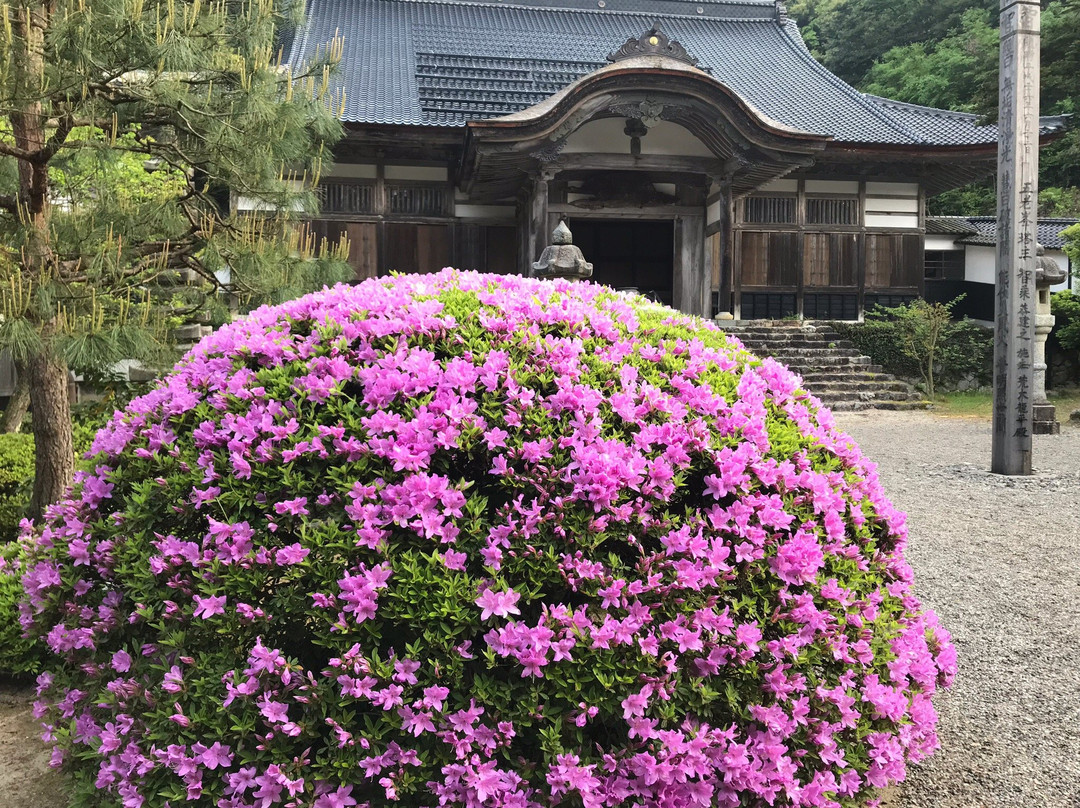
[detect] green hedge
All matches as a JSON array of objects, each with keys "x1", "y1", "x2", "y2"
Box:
[
  {"x1": 1051, "y1": 290, "x2": 1080, "y2": 355},
  {"x1": 831, "y1": 309, "x2": 993, "y2": 391},
  {"x1": 0, "y1": 433, "x2": 33, "y2": 543}
]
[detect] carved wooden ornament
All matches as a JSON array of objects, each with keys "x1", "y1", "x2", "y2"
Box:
[{"x1": 606, "y1": 25, "x2": 700, "y2": 67}]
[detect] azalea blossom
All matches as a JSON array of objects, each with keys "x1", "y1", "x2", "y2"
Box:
[{"x1": 475, "y1": 587, "x2": 521, "y2": 620}]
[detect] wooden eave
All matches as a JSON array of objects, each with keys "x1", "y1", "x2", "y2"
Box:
[
  {"x1": 815, "y1": 130, "x2": 1066, "y2": 195},
  {"x1": 459, "y1": 56, "x2": 832, "y2": 201},
  {"x1": 336, "y1": 123, "x2": 465, "y2": 164}
]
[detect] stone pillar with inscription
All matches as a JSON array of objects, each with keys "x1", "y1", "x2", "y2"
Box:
[{"x1": 992, "y1": 0, "x2": 1041, "y2": 475}]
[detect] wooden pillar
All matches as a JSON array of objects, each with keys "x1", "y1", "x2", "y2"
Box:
[
  {"x1": 992, "y1": 0, "x2": 1041, "y2": 475},
  {"x1": 524, "y1": 170, "x2": 554, "y2": 276},
  {"x1": 673, "y1": 213, "x2": 707, "y2": 317},
  {"x1": 708, "y1": 176, "x2": 733, "y2": 318}
]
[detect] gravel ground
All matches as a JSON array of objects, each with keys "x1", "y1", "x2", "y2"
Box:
[
  {"x1": 835, "y1": 410, "x2": 1080, "y2": 808},
  {"x1": 1, "y1": 410, "x2": 1077, "y2": 807}
]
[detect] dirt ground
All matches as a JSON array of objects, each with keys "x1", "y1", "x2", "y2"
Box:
[{"x1": 0, "y1": 679, "x2": 68, "y2": 808}]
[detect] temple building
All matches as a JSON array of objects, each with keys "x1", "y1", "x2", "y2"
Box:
[{"x1": 284, "y1": 0, "x2": 1068, "y2": 320}]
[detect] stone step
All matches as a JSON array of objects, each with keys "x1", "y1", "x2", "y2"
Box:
[
  {"x1": 734, "y1": 341, "x2": 859, "y2": 354},
  {"x1": 733, "y1": 334, "x2": 847, "y2": 346},
  {"x1": 799, "y1": 371, "x2": 899, "y2": 385},
  {"x1": 801, "y1": 380, "x2": 913, "y2": 395},
  {"x1": 717, "y1": 321, "x2": 920, "y2": 412},
  {"x1": 766, "y1": 355, "x2": 876, "y2": 369},
  {"x1": 825, "y1": 399, "x2": 932, "y2": 412},
  {"x1": 750, "y1": 347, "x2": 868, "y2": 361}
]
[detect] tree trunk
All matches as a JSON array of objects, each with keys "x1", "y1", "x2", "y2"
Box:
[
  {"x1": 1, "y1": 362, "x2": 30, "y2": 433},
  {"x1": 28, "y1": 349, "x2": 74, "y2": 520}
]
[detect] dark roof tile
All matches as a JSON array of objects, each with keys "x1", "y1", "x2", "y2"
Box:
[
  {"x1": 926, "y1": 216, "x2": 980, "y2": 236},
  {"x1": 956, "y1": 217, "x2": 1078, "y2": 251},
  {"x1": 287, "y1": 0, "x2": 1070, "y2": 146}
]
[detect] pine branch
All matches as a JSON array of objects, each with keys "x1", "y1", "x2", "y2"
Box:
[
  {"x1": 40, "y1": 112, "x2": 75, "y2": 162},
  {"x1": 0, "y1": 140, "x2": 34, "y2": 161}
]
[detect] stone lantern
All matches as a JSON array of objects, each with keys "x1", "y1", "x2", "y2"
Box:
[
  {"x1": 1033, "y1": 244, "x2": 1067, "y2": 435},
  {"x1": 531, "y1": 220, "x2": 593, "y2": 281}
]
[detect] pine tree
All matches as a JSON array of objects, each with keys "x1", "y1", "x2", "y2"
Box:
[{"x1": 0, "y1": 0, "x2": 351, "y2": 517}]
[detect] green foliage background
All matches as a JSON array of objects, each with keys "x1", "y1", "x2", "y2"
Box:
[
  {"x1": 832, "y1": 308, "x2": 994, "y2": 392},
  {"x1": 0, "y1": 433, "x2": 34, "y2": 542},
  {"x1": 789, "y1": 0, "x2": 1080, "y2": 216}
]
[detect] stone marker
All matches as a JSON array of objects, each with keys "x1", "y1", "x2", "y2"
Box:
[
  {"x1": 992, "y1": 0, "x2": 1041, "y2": 475},
  {"x1": 1033, "y1": 245, "x2": 1066, "y2": 434}
]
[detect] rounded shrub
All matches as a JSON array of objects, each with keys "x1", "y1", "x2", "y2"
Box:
[
  {"x1": 21, "y1": 270, "x2": 955, "y2": 808},
  {"x1": 1, "y1": 534, "x2": 46, "y2": 676}
]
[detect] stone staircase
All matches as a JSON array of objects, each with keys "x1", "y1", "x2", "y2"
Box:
[{"x1": 719, "y1": 321, "x2": 930, "y2": 412}]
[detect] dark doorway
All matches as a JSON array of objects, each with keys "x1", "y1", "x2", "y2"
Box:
[{"x1": 568, "y1": 219, "x2": 674, "y2": 306}]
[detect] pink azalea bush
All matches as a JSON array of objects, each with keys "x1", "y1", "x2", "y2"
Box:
[{"x1": 18, "y1": 270, "x2": 955, "y2": 808}]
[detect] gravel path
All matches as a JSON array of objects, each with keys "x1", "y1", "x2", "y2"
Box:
[{"x1": 835, "y1": 410, "x2": 1080, "y2": 808}]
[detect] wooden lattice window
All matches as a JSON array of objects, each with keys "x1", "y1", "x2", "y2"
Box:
[
  {"x1": 804, "y1": 293, "x2": 858, "y2": 320},
  {"x1": 317, "y1": 180, "x2": 376, "y2": 214},
  {"x1": 744, "y1": 195, "x2": 796, "y2": 224},
  {"x1": 741, "y1": 293, "x2": 797, "y2": 320},
  {"x1": 806, "y1": 197, "x2": 859, "y2": 226},
  {"x1": 388, "y1": 182, "x2": 453, "y2": 217},
  {"x1": 924, "y1": 250, "x2": 966, "y2": 280}
]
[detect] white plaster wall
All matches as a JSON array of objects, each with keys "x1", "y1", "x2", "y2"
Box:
[
  {"x1": 760, "y1": 179, "x2": 798, "y2": 193},
  {"x1": 865, "y1": 184, "x2": 919, "y2": 230},
  {"x1": 966, "y1": 245, "x2": 997, "y2": 285},
  {"x1": 326, "y1": 163, "x2": 377, "y2": 179},
  {"x1": 234, "y1": 180, "x2": 305, "y2": 212},
  {"x1": 562, "y1": 118, "x2": 713, "y2": 157},
  {"x1": 454, "y1": 204, "x2": 514, "y2": 220},
  {"x1": 805, "y1": 180, "x2": 858, "y2": 194},
  {"x1": 865, "y1": 181, "x2": 919, "y2": 197},
  {"x1": 385, "y1": 166, "x2": 448, "y2": 181},
  {"x1": 966, "y1": 245, "x2": 1070, "y2": 291},
  {"x1": 926, "y1": 236, "x2": 960, "y2": 251},
  {"x1": 865, "y1": 213, "x2": 919, "y2": 229}
]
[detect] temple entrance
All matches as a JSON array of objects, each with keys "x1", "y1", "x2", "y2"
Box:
[{"x1": 567, "y1": 219, "x2": 675, "y2": 306}]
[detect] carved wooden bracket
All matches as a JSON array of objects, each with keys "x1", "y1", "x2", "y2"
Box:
[{"x1": 607, "y1": 25, "x2": 699, "y2": 67}]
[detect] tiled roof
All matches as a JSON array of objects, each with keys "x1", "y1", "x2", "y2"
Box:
[
  {"x1": 287, "y1": 0, "x2": 1070, "y2": 146},
  {"x1": 951, "y1": 217, "x2": 1079, "y2": 250},
  {"x1": 926, "y1": 216, "x2": 980, "y2": 237},
  {"x1": 864, "y1": 96, "x2": 1070, "y2": 147}
]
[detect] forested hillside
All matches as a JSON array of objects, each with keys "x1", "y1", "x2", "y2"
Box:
[{"x1": 789, "y1": 0, "x2": 1080, "y2": 216}]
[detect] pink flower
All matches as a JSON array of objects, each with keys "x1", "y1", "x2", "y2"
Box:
[
  {"x1": 314, "y1": 785, "x2": 357, "y2": 808},
  {"x1": 110, "y1": 650, "x2": 132, "y2": 673},
  {"x1": 259, "y1": 696, "x2": 289, "y2": 724},
  {"x1": 197, "y1": 741, "x2": 233, "y2": 770},
  {"x1": 771, "y1": 531, "x2": 826, "y2": 586},
  {"x1": 475, "y1": 587, "x2": 521, "y2": 620},
  {"x1": 275, "y1": 543, "x2": 309, "y2": 565},
  {"x1": 442, "y1": 549, "x2": 467, "y2": 570},
  {"x1": 192, "y1": 594, "x2": 227, "y2": 619},
  {"x1": 162, "y1": 666, "x2": 184, "y2": 693},
  {"x1": 273, "y1": 497, "x2": 309, "y2": 516}
]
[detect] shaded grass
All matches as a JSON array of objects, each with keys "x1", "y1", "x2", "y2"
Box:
[{"x1": 933, "y1": 389, "x2": 1080, "y2": 420}]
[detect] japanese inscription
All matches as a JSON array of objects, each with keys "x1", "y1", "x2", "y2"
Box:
[{"x1": 992, "y1": 0, "x2": 1041, "y2": 474}]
